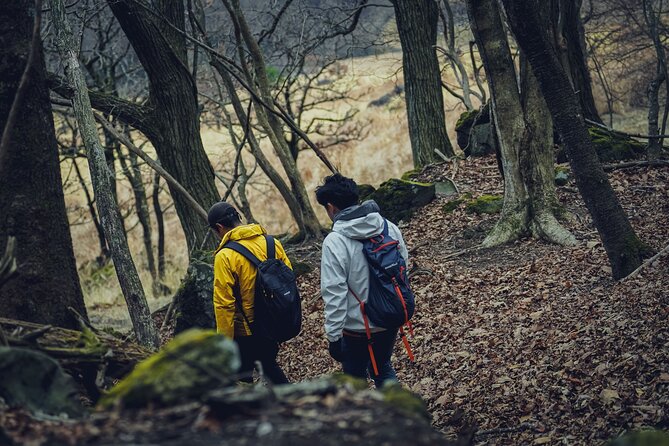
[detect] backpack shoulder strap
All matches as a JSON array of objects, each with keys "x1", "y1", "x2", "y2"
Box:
[
  {"x1": 224, "y1": 241, "x2": 261, "y2": 268},
  {"x1": 265, "y1": 235, "x2": 276, "y2": 260}
]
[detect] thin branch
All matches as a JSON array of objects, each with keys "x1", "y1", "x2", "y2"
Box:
[
  {"x1": 621, "y1": 242, "x2": 669, "y2": 281},
  {"x1": 585, "y1": 118, "x2": 669, "y2": 139}
]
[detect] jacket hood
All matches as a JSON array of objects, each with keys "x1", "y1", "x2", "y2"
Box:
[
  {"x1": 332, "y1": 200, "x2": 384, "y2": 240},
  {"x1": 216, "y1": 223, "x2": 266, "y2": 253}
]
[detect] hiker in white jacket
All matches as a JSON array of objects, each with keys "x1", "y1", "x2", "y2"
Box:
[{"x1": 316, "y1": 173, "x2": 408, "y2": 387}]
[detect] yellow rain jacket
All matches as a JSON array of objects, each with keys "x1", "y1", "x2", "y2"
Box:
[{"x1": 213, "y1": 224, "x2": 293, "y2": 339}]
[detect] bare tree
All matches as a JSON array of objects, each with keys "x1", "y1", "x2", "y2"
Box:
[{"x1": 50, "y1": 0, "x2": 159, "y2": 348}]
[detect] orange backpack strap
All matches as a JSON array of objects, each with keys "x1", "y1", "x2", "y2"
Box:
[{"x1": 348, "y1": 287, "x2": 379, "y2": 377}]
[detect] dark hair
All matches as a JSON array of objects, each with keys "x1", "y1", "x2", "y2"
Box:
[
  {"x1": 315, "y1": 173, "x2": 359, "y2": 210},
  {"x1": 207, "y1": 202, "x2": 241, "y2": 228}
]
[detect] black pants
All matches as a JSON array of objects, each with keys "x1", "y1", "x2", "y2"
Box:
[{"x1": 234, "y1": 335, "x2": 289, "y2": 384}]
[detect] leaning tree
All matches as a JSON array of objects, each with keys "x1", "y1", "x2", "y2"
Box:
[{"x1": 500, "y1": 0, "x2": 650, "y2": 279}]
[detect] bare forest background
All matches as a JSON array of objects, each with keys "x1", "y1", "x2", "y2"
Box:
[{"x1": 38, "y1": 0, "x2": 663, "y2": 328}]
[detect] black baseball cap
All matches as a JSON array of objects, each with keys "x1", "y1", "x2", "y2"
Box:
[{"x1": 207, "y1": 202, "x2": 239, "y2": 228}]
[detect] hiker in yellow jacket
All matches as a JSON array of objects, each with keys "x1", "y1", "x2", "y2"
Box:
[{"x1": 208, "y1": 201, "x2": 292, "y2": 384}]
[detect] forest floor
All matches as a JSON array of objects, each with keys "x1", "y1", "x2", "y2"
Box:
[
  {"x1": 2, "y1": 156, "x2": 668, "y2": 445},
  {"x1": 279, "y1": 156, "x2": 669, "y2": 445}
]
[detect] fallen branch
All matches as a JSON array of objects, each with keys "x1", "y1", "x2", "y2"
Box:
[
  {"x1": 585, "y1": 118, "x2": 669, "y2": 139},
  {"x1": 443, "y1": 246, "x2": 483, "y2": 261},
  {"x1": 621, "y1": 243, "x2": 669, "y2": 281},
  {"x1": 602, "y1": 160, "x2": 669, "y2": 171}
]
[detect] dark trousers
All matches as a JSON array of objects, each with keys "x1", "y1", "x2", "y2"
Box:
[
  {"x1": 234, "y1": 335, "x2": 289, "y2": 384},
  {"x1": 341, "y1": 328, "x2": 398, "y2": 388}
]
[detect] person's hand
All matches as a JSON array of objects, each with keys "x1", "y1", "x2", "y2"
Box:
[{"x1": 328, "y1": 339, "x2": 344, "y2": 362}]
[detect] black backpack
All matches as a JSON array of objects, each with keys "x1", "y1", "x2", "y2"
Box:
[{"x1": 224, "y1": 235, "x2": 301, "y2": 343}]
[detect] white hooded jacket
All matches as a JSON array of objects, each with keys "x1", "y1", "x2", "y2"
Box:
[{"x1": 320, "y1": 200, "x2": 409, "y2": 342}]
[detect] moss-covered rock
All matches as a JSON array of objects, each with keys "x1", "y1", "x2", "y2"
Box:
[
  {"x1": 98, "y1": 329, "x2": 240, "y2": 409},
  {"x1": 380, "y1": 382, "x2": 431, "y2": 422},
  {"x1": 443, "y1": 198, "x2": 466, "y2": 213},
  {"x1": 401, "y1": 168, "x2": 421, "y2": 181},
  {"x1": 608, "y1": 430, "x2": 669, "y2": 446},
  {"x1": 357, "y1": 184, "x2": 376, "y2": 202},
  {"x1": 557, "y1": 126, "x2": 646, "y2": 163},
  {"x1": 173, "y1": 257, "x2": 216, "y2": 334},
  {"x1": 465, "y1": 194, "x2": 503, "y2": 214},
  {"x1": 367, "y1": 178, "x2": 435, "y2": 223},
  {"x1": 455, "y1": 102, "x2": 495, "y2": 157},
  {"x1": 589, "y1": 127, "x2": 646, "y2": 162},
  {"x1": 0, "y1": 347, "x2": 85, "y2": 417}
]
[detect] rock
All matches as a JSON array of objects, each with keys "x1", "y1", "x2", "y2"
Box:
[
  {"x1": 556, "y1": 126, "x2": 646, "y2": 163},
  {"x1": 555, "y1": 166, "x2": 570, "y2": 186},
  {"x1": 455, "y1": 102, "x2": 496, "y2": 157},
  {"x1": 98, "y1": 329, "x2": 240, "y2": 409},
  {"x1": 367, "y1": 179, "x2": 435, "y2": 223},
  {"x1": 443, "y1": 197, "x2": 466, "y2": 213},
  {"x1": 356, "y1": 184, "x2": 376, "y2": 202},
  {"x1": 465, "y1": 194, "x2": 503, "y2": 214},
  {"x1": 379, "y1": 381, "x2": 431, "y2": 422},
  {"x1": 435, "y1": 180, "x2": 458, "y2": 196},
  {"x1": 173, "y1": 258, "x2": 216, "y2": 334},
  {"x1": 0, "y1": 347, "x2": 84, "y2": 417}
]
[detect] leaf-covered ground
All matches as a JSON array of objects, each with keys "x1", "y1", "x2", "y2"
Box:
[{"x1": 280, "y1": 157, "x2": 669, "y2": 445}]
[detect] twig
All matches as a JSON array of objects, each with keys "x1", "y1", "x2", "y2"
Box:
[
  {"x1": 20, "y1": 325, "x2": 53, "y2": 342},
  {"x1": 586, "y1": 118, "x2": 669, "y2": 139},
  {"x1": 620, "y1": 243, "x2": 669, "y2": 281},
  {"x1": 602, "y1": 160, "x2": 669, "y2": 171},
  {"x1": 443, "y1": 246, "x2": 483, "y2": 261}
]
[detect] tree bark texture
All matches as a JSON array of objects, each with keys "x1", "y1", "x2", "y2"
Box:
[
  {"x1": 50, "y1": 0, "x2": 159, "y2": 349},
  {"x1": 551, "y1": 0, "x2": 602, "y2": 124},
  {"x1": 0, "y1": 0, "x2": 88, "y2": 329},
  {"x1": 106, "y1": 0, "x2": 219, "y2": 253},
  {"x1": 501, "y1": 0, "x2": 648, "y2": 279},
  {"x1": 467, "y1": 0, "x2": 575, "y2": 247},
  {"x1": 392, "y1": 0, "x2": 455, "y2": 167}
]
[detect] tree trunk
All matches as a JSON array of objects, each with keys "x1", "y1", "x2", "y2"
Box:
[
  {"x1": 392, "y1": 0, "x2": 455, "y2": 167},
  {"x1": 106, "y1": 0, "x2": 219, "y2": 253},
  {"x1": 0, "y1": 0, "x2": 88, "y2": 329},
  {"x1": 152, "y1": 172, "x2": 167, "y2": 285},
  {"x1": 552, "y1": 0, "x2": 602, "y2": 124},
  {"x1": 501, "y1": 0, "x2": 649, "y2": 279},
  {"x1": 50, "y1": 0, "x2": 159, "y2": 348},
  {"x1": 117, "y1": 145, "x2": 157, "y2": 289},
  {"x1": 72, "y1": 155, "x2": 110, "y2": 263},
  {"x1": 467, "y1": 0, "x2": 575, "y2": 247}
]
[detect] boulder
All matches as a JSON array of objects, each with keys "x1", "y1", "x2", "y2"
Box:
[
  {"x1": 173, "y1": 258, "x2": 216, "y2": 334},
  {"x1": 608, "y1": 430, "x2": 669, "y2": 446},
  {"x1": 357, "y1": 184, "x2": 376, "y2": 202},
  {"x1": 555, "y1": 166, "x2": 570, "y2": 186},
  {"x1": 98, "y1": 329, "x2": 240, "y2": 409},
  {"x1": 367, "y1": 179, "x2": 435, "y2": 223},
  {"x1": 455, "y1": 102, "x2": 496, "y2": 157},
  {"x1": 556, "y1": 126, "x2": 646, "y2": 163},
  {"x1": 0, "y1": 347, "x2": 84, "y2": 417},
  {"x1": 465, "y1": 194, "x2": 503, "y2": 214}
]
